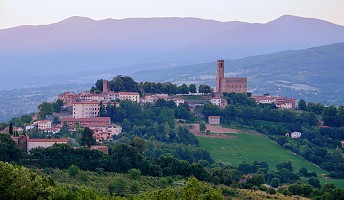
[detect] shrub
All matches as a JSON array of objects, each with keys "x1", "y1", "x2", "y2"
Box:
[{"x1": 67, "y1": 165, "x2": 80, "y2": 177}]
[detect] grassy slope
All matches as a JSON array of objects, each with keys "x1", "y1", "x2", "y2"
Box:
[{"x1": 198, "y1": 133, "x2": 344, "y2": 187}]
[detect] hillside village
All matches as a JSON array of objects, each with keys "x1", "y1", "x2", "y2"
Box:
[
  {"x1": 1, "y1": 60, "x2": 344, "y2": 199},
  {"x1": 1, "y1": 60, "x2": 301, "y2": 153}
]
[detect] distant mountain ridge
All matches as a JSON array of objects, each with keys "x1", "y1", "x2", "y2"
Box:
[
  {"x1": 1, "y1": 15, "x2": 344, "y2": 83},
  {"x1": 132, "y1": 43, "x2": 344, "y2": 105}
]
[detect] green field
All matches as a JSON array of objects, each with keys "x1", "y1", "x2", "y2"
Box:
[{"x1": 198, "y1": 133, "x2": 344, "y2": 187}]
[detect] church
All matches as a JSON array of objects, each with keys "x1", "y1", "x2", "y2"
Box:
[{"x1": 215, "y1": 60, "x2": 247, "y2": 95}]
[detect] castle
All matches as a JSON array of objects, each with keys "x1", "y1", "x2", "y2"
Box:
[{"x1": 215, "y1": 60, "x2": 247, "y2": 95}]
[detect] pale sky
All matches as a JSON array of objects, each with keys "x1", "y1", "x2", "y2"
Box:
[{"x1": 0, "y1": 0, "x2": 343, "y2": 29}]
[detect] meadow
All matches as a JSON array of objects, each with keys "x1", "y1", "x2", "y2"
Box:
[{"x1": 198, "y1": 133, "x2": 344, "y2": 187}]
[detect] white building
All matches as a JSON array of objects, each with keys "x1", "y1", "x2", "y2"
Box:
[
  {"x1": 72, "y1": 101, "x2": 100, "y2": 118},
  {"x1": 142, "y1": 95, "x2": 154, "y2": 104},
  {"x1": 118, "y1": 92, "x2": 140, "y2": 103},
  {"x1": 290, "y1": 132, "x2": 302, "y2": 139},
  {"x1": 173, "y1": 98, "x2": 185, "y2": 106}
]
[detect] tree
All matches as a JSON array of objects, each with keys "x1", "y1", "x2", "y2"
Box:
[
  {"x1": 178, "y1": 84, "x2": 189, "y2": 94},
  {"x1": 38, "y1": 102, "x2": 54, "y2": 119},
  {"x1": 129, "y1": 137, "x2": 147, "y2": 153},
  {"x1": 108, "y1": 177, "x2": 127, "y2": 196},
  {"x1": 128, "y1": 168, "x2": 142, "y2": 180},
  {"x1": 8, "y1": 122, "x2": 13, "y2": 135},
  {"x1": 189, "y1": 84, "x2": 197, "y2": 93},
  {"x1": 276, "y1": 161, "x2": 293, "y2": 172},
  {"x1": 270, "y1": 178, "x2": 280, "y2": 188},
  {"x1": 308, "y1": 177, "x2": 321, "y2": 188},
  {"x1": 80, "y1": 127, "x2": 95, "y2": 148},
  {"x1": 0, "y1": 162, "x2": 55, "y2": 200},
  {"x1": 198, "y1": 84, "x2": 211, "y2": 94},
  {"x1": 0, "y1": 134, "x2": 22, "y2": 162},
  {"x1": 67, "y1": 165, "x2": 80, "y2": 177},
  {"x1": 199, "y1": 123, "x2": 206, "y2": 133},
  {"x1": 298, "y1": 99, "x2": 307, "y2": 111}
]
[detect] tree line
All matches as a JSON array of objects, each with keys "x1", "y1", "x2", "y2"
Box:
[{"x1": 90, "y1": 75, "x2": 211, "y2": 95}]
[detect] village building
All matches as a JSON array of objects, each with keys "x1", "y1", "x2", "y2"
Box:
[
  {"x1": 79, "y1": 92, "x2": 106, "y2": 101},
  {"x1": 208, "y1": 116, "x2": 220, "y2": 125},
  {"x1": 286, "y1": 132, "x2": 302, "y2": 139},
  {"x1": 27, "y1": 138, "x2": 68, "y2": 152},
  {"x1": 90, "y1": 124, "x2": 122, "y2": 141},
  {"x1": 104, "y1": 92, "x2": 120, "y2": 101},
  {"x1": 72, "y1": 101, "x2": 100, "y2": 118},
  {"x1": 42, "y1": 127, "x2": 61, "y2": 134},
  {"x1": 12, "y1": 135, "x2": 68, "y2": 153},
  {"x1": 142, "y1": 95, "x2": 154, "y2": 104},
  {"x1": 210, "y1": 97, "x2": 228, "y2": 108},
  {"x1": 35, "y1": 120, "x2": 52, "y2": 130},
  {"x1": 172, "y1": 98, "x2": 185, "y2": 106},
  {"x1": 61, "y1": 117, "x2": 111, "y2": 127},
  {"x1": 0, "y1": 126, "x2": 24, "y2": 134},
  {"x1": 251, "y1": 95, "x2": 296, "y2": 109},
  {"x1": 91, "y1": 145, "x2": 109, "y2": 154},
  {"x1": 216, "y1": 60, "x2": 247, "y2": 95},
  {"x1": 118, "y1": 92, "x2": 140, "y2": 103},
  {"x1": 57, "y1": 92, "x2": 80, "y2": 106},
  {"x1": 142, "y1": 94, "x2": 169, "y2": 104}
]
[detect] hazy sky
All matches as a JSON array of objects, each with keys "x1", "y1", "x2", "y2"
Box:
[{"x1": 0, "y1": 0, "x2": 343, "y2": 29}]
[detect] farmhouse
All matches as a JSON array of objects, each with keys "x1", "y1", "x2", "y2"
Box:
[
  {"x1": 210, "y1": 97, "x2": 228, "y2": 108},
  {"x1": 208, "y1": 116, "x2": 220, "y2": 125}
]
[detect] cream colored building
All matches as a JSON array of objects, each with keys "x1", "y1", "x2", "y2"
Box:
[
  {"x1": 118, "y1": 92, "x2": 140, "y2": 103},
  {"x1": 72, "y1": 101, "x2": 100, "y2": 118},
  {"x1": 36, "y1": 120, "x2": 52, "y2": 130},
  {"x1": 27, "y1": 138, "x2": 68, "y2": 152},
  {"x1": 210, "y1": 97, "x2": 228, "y2": 108},
  {"x1": 208, "y1": 116, "x2": 220, "y2": 125},
  {"x1": 173, "y1": 98, "x2": 185, "y2": 106}
]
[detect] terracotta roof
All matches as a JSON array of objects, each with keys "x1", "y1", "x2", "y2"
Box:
[
  {"x1": 61, "y1": 117, "x2": 110, "y2": 122},
  {"x1": 208, "y1": 116, "x2": 220, "y2": 118},
  {"x1": 38, "y1": 120, "x2": 51, "y2": 123},
  {"x1": 28, "y1": 138, "x2": 68, "y2": 142},
  {"x1": 73, "y1": 101, "x2": 100, "y2": 105},
  {"x1": 118, "y1": 92, "x2": 139, "y2": 95}
]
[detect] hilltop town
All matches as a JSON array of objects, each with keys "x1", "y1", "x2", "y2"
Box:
[
  {"x1": 1, "y1": 60, "x2": 344, "y2": 199},
  {"x1": 2, "y1": 60, "x2": 299, "y2": 153}
]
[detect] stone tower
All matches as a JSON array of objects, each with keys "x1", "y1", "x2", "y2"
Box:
[
  {"x1": 216, "y1": 60, "x2": 224, "y2": 94},
  {"x1": 103, "y1": 80, "x2": 109, "y2": 94}
]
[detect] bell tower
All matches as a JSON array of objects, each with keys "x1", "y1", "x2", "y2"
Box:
[{"x1": 216, "y1": 60, "x2": 224, "y2": 94}]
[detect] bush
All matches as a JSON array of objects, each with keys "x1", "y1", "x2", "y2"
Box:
[
  {"x1": 67, "y1": 165, "x2": 80, "y2": 177},
  {"x1": 108, "y1": 177, "x2": 127, "y2": 196},
  {"x1": 267, "y1": 188, "x2": 276, "y2": 195},
  {"x1": 128, "y1": 168, "x2": 141, "y2": 180},
  {"x1": 96, "y1": 168, "x2": 105, "y2": 175},
  {"x1": 130, "y1": 181, "x2": 141, "y2": 194},
  {"x1": 79, "y1": 171, "x2": 89, "y2": 182}
]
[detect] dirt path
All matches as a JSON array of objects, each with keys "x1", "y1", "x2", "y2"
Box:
[{"x1": 187, "y1": 123, "x2": 240, "y2": 139}]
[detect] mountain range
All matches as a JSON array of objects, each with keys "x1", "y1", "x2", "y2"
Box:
[
  {"x1": 1, "y1": 15, "x2": 344, "y2": 90},
  {"x1": 132, "y1": 43, "x2": 344, "y2": 105}
]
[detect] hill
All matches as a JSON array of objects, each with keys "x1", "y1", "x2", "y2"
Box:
[
  {"x1": 1, "y1": 15, "x2": 344, "y2": 89},
  {"x1": 197, "y1": 133, "x2": 344, "y2": 187},
  {"x1": 132, "y1": 43, "x2": 344, "y2": 105}
]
